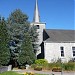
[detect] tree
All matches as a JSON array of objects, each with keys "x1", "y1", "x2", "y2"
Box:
[
  {"x1": 7, "y1": 9, "x2": 28, "y2": 24},
  {"x1": 7, "y1": 9, "x2": 37, "y2": 67},
  {"x1": 18, "y1": 32, "x2": 36, "y2": 65},
  {"x1": 0, "y1": 17, "x2": 10, "y2": 66},
  {"x1": 29, "y1": 25, "x2": 39, "y2": 54}
]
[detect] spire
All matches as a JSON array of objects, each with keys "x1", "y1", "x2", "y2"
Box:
[{"x1": 33, "y1": 0, "x2": 40, "y2": 22}]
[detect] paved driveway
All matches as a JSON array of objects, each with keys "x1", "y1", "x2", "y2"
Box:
[{"x1": 13, "y1": 69, "x2": 75, "y2": 75}]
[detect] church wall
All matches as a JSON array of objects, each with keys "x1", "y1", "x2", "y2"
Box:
[
  {"x1": 44, "y1": 42, "x2": 75, "y2": 63},
  {"x1": 31, "y1": 22, "x2": 46, "y2": 56}
]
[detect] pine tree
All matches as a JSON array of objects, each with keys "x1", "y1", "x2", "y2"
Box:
[{"x1": 0, "y1": 17, "x2": 10, "y2": 66}]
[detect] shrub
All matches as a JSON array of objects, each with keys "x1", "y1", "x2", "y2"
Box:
[
  {"x1": 47, "y1": 62, "x2": 61, "y2": 70},
  {"x1": 31, "y1": 64, "x2": 42, "y2": 71},
  {"x1": 34, "y1": 59, "x2": 48, "y2": 71},
  {"x1": 31, "y1": 61, "x2": 75, "y2": 71},
  {"x1": 34, "y1": 66, "x2": 42, "y2": 71},
  {"x1": 63, "y1": 62, "x2": 75, "y2": 71},
  {"x1": 31, "y1": 64, "x2": 36, "y2": 69},
  {"x1": 35, "y1": 59, "x2": 48, "y2": 66},
  {"x1": 52, "y1": 67, "x2": 62, "y2": 72}
]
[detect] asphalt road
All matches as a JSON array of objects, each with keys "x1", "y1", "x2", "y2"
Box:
[{"x1": 13, "y1": 69, "x2": 75, "y2": 75}]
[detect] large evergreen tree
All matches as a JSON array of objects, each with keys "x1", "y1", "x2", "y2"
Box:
[
  {"x1": 0, "y1": 17, "x2": 10, "y2": 66},
  {"x1": 29, "y1": 25, "x2": 39, "y2": 54},
  {"x1": 18, "y1": 32, "x2": 36, "y2": 65},
  {"x1": 7, "y1": 9, "x2": 37, "y2": 67}
]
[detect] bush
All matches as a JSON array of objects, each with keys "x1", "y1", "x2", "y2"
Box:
[
  {"x1": 47, "y1": 62, "x2": 61, "y2": 70},
  {"x1": 35, "y1": 59, "x2": 48, "y2": 66},
  {"x1": 34, "y1": 66, "x2": 42, "y2": 71},
  {"x1": 34, "y1": 59, "x2": 48, "y2": 71},
  {"x1": 63, "y1": 62, "x2": 75, "y2": 71},
  {"x1": 31, "y1": 64, "x2": 36, "y2": 69},
  {"x1": 31, "y1": 61, "x2": 75, "y2": 71},
  {"x1": 52, "y1": 67, "x2": 62, "y2": 72}
]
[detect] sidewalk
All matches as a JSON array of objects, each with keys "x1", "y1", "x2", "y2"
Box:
[{"x1": 12, "y1": 69, "x2": 75, "y2": 75}]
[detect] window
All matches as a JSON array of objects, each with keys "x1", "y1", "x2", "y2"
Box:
[
  {"x1": 72, "y1": 47, "x2": 75, "y2": 56},
  {"x1": 60, "y1": 47, "x2": 64, "y2": 57}
]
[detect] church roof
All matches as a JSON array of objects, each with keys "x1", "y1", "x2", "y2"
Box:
[{"x1": 44, "y1": 29, "x2": 75, "y2": 42}]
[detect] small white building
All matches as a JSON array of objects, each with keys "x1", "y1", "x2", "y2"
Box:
[{"x1": 31, "y1": 0, "x2": 75, "y2": 63}]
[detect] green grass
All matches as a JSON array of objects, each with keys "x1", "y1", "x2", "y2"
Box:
[
  {"x1": 0, "y1": 71, "x2": 23, "y2": 75},
  {"x1": 0, "y1": 71, "x2": 48, "y2": 75}
]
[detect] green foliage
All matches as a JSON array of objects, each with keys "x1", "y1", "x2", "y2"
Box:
[
  {"x1": 0, "y1": 17, "x2": 10, "y2": 66},
  {"x1": 35, "y1": 59, "x2": 48, "y2": 66},
  {"x1": 7, "y1": 9, "x2": 37, "y2": 66},
  {"x1": 29, "y1": 25, "x2": 39, "y2": 54},
  {"x1": 34, "y1": 66, "x2": 42, "y2": 71},
  {"x1": 18, "y1": 33, "x2": 36, "y2": 65},
  {"x1": 31, "y1": 62, "x2": 75, "y2": 71},
  {"x1": 63, "y1": 62, "x2": 75, "y2": 71},
  {"x1": 7, "y1": 9, "x2": 28, "y2": 24},
  {"x1": 52, "y1": 67, "x2": 62, "y2": 72}
]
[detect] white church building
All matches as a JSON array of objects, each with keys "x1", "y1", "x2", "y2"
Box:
[{"x1": 31, "y1": 0, "x2": 75, "y2": 63}]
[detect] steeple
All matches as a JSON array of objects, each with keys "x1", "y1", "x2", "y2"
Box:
[
  {"x1": 31, "y1": 0, "x2": 46, "y2": 56},
  {"x1": 33, "y1": 0, "x2": 40, "y2": 23}
]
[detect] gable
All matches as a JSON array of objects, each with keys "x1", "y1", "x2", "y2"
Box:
[{"x1": 43, "y1": 30, "x2": 49, "y2": 41}]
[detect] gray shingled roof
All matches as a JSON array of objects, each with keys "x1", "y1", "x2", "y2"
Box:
[{"x1": 44, "y1": 29, "x2": 75, "y2": 42}]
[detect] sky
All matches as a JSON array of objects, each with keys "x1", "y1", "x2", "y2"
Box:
[{"x1": 0, "y1": 0, "x2": 74, "y2": 30}]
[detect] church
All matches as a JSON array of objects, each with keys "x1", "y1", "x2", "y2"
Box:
[{"x1": 31, "y1": 0, "x2": 75, "y2": 63}]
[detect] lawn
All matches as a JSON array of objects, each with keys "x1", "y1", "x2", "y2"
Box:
[
  {"x1": 0, "y1": 71, "x2": 49, "y2": 75},
  {"x1": 0, "y1": 71, "x2": 23, "y2": 75}
]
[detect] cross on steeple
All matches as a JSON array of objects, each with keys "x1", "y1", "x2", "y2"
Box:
[{"x1": 33, "y1": 0, "x2": 40, "y2": 23}]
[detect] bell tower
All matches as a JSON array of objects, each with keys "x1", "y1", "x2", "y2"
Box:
[{"x1": 31, "y1": 0, "x2": 46, "y2": 56}]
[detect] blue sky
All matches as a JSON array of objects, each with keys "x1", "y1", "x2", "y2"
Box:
[{"x1": 0, "y1": 0, "x2": 74, "y2": 30}]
